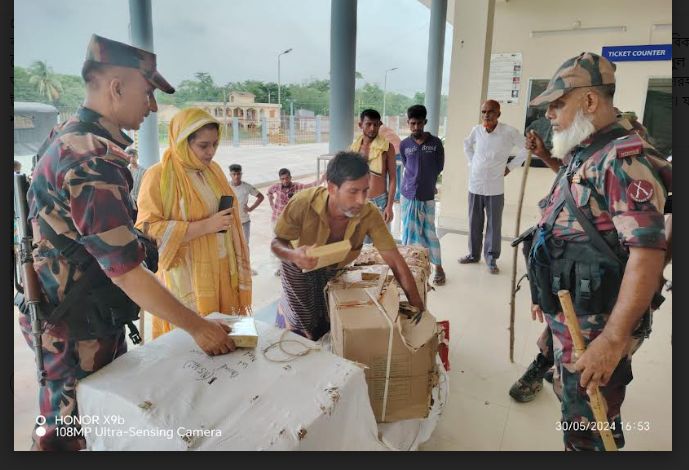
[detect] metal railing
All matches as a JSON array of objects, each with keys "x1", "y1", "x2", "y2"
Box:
[{"x1": 157, "y1": 114, "x2": 447, "y2": 147}]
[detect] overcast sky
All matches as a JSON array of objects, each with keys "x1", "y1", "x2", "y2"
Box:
[{"x1": 14, "y1": 0, "x2": 453, "y2": 96}]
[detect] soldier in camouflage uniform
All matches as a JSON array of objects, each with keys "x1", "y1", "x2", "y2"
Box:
[
  {"x1": 22, "y1": 35, "x2": 237, "y2": 451},
  {"x1": 517, "y1": 52, "x2": 671, "y2": 450},
  {"x1": 509, "y1": 110, "x2": 660, "y2": 404}
]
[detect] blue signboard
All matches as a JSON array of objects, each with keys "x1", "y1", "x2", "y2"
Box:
[{"x1": 602, "y1": 44, "x2": 672, "y2": 62}]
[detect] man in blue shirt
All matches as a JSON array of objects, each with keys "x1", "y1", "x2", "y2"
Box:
[{"x1": 399, "y1": 105, "x2": 446, "y2": 286}]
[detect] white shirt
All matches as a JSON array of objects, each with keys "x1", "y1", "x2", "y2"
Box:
[
  {"x1": 463, "y1": 122, "x2": 529, "y2": 196},
  {"x1": 231, "y1": 181, "x2": 260, "y2": 223}
]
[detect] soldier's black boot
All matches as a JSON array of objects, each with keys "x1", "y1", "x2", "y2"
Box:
[{"x1": 509, "y1": 353, "x2": 554, "y2": 403}]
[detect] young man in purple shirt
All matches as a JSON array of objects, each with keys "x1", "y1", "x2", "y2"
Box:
[{"x1": 399, "y1": 104, "x2": 446, "y2": 286}]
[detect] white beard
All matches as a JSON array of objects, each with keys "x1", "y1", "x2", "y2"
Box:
[{"x1": 551, "y1": 109, "x2": 596, "y2": 160}]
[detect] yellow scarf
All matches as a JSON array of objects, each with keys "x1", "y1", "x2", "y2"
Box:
[
  {"x1": 159, "y1": 107, "x2": 251, "y2": 314},
  {"x1": 350, "y1": 134, "x2": 389, "y2": 176}
]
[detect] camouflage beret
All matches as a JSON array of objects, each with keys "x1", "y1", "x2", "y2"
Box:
[
  {"x1": 530, "y1": 52, "x2": 615, "y2": 107},
  {"x1": 84, "y1": 34, "x2": 175, "y2": 94}
]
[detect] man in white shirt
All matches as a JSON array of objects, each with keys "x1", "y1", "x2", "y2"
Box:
[
  {"x1": 229, "y1": 164, "x2": 264, "y2": 276},
  {"x1": 460, "y1": 100, "x2": 529, "y2": 274}
]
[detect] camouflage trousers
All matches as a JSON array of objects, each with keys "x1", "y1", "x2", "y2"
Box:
[
  {"x1": 537, "y1": 324, "x2": 555, "y2": 362},
  {"x1": 537, "y1": 325, "x2": 563, "y2": 400},
  {"x1": 545, "y1": 312, "x2": 644, "y2": 451},
  {"x1": 19, "y1": 313, "x2": 127, "y2": 451}
]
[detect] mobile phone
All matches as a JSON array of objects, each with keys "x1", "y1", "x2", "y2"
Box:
[{"x1": 218, "y1": 195, "x2": 234, "y2": 233}]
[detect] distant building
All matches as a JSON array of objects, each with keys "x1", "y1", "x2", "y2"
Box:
[
  {"x1": 191, "y1": 92, "x2": 282, "y2": 132},
  {"x1": 156, "y1": 104, "x2": 181, "y2": 123}
]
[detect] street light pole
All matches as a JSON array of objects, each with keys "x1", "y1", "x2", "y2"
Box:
[
  {"x1": 382, "y1": 66, "x2": 398, "y2": 124},
  {"x1": 277, "y1": 48, "x2": 293, "y2": 111}
]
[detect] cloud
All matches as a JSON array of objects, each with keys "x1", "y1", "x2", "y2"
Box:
[{"x1": 14, "y1": 0, "x2": 452, "y2": 96}]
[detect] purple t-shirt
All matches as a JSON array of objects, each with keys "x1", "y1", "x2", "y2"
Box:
[{"x1": 400, "y1": 134, "x2": 444, "y2": 201}]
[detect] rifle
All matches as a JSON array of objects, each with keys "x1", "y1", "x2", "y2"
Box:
[{"x1": 14, "y1": 173, "x2": 47, "y2": 386}]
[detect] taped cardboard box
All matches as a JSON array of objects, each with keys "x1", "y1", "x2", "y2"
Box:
[{"x1": 327, "y1": 268, "x2": 438, "y2": 423}]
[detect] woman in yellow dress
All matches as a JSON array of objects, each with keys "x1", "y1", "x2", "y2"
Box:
[{"x1": 136, "y1": 108, "x2": 252, "y2": 338}]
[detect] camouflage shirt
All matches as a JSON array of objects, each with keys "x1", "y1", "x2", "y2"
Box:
[
  {"x1": 27, "y1": 107, "x2": 145, "y2": 304},
  {"x1": 538, "y1": 122, "x2": 671, "y2": 250}
]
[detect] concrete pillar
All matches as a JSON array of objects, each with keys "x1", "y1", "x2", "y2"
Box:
[
  {"x1": 329, "y1": 0, "x2": 357, "y2": 153},
  {"x1": 424, "y1": 0, "x2": 447, "y2": 136},
  {"x1": 316, "y1": 115, "x2": 322, "y2": 143},
  {"x1": 232, "y1": 117, "x2": 240, "y2": 147},
  {"x1": 438, "y1": 0, "x2": 495, "y2": 232},
  {"x1": 128, "y1": 0, "x2": 159, "y2": 168},
  {"x1": 289, "y1": 115, "x2": 296, "y2": 144},
  {"x1": 261, "y1": 117, "x2": 268, "y2": 145}
]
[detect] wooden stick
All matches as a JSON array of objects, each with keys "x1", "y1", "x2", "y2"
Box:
[
  {"x1": 557, "y1": 290, "x2": 618, "y2": 451},
  {"x1": 509, "y1": 149, "x2": 533, "y2": 363},
  {"x1": 139, "y1": 310, "x2": 146, "y2": 345}
]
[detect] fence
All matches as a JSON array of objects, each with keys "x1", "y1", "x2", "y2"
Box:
[{"x1": 155, "y1": 113, "x2": 447, "y2": 147}]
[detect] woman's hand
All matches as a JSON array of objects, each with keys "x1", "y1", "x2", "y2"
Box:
[{"x1": 205, "y1": 207, "x2": 233, "y2": 234}]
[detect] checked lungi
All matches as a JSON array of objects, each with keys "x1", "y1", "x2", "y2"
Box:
[
  {"x1": 400, "y1": 196, "x2": 442, "y2": 265},
  {"x1": 275, "y1": 261, "x2": 338, "y2": 341}
]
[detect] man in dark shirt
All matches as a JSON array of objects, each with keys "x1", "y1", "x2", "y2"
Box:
[{"x1": 399, "y1": 105, "x2": 446, "y2": 285}]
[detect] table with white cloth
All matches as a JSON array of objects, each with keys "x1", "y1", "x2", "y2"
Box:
[{"x1": 76, "y1": 314, "x2": 389, "y2": 451}]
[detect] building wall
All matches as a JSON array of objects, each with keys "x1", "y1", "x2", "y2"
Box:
[
  {"x1": 492, "y1": 0, "x2": 672, "y2": 131},
  {"x1": 440, "y1": 0, "x2": 672, "y2": 231}
]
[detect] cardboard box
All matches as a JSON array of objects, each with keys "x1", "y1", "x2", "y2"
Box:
[
  {"x1": 303, "y1": 239, "x2": 352, "y2": 272},
  {"x1": 352, "y1": 245, "x2": 430, "y2": 304},
  {"x1": 327, "y1": 269, "x2": 439, "y2": 423},
  {"x1": 221, "y1": 315, "x2": 259, "y2": 348}
]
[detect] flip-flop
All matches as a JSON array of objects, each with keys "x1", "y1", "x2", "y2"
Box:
[{"x1": 433, "y1": 270, "x2": 446, "y2": 286}]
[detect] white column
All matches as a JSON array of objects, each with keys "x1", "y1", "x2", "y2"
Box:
[{"x1": 438, "y1": 0, "x2": 495, "y2": 231}]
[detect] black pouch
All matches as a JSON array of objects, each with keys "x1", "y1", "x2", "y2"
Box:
[
  {"x1": 64, "y1": 284, "x2": 140, "y2": 341},
  {"x1": 528, "y1": 239, "x2": 560, "y2": 314},
  {"x1": 136, "y1": 229, "x2": 159, "y2": 273},
  {"x1": 572, "y1": 261, "x2": 602, "y2": 313},
  {"x1": 550, "y1": 258, "x2": 574, "y2": 296},
  {"x1": 632, "y1": 310, "x2": 653, "y2": 339}
]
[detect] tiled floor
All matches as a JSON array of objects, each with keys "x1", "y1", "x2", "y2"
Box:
[
  {"x1": 416, "y1": 232, "x2": 672, "y2": 451},
  {"x1": 13, "y1": 168, "x2": 672, "y2": 451}
]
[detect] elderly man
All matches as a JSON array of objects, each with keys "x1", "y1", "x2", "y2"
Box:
[
  {"x1": 271, "y1": 151, "x2": 424, "y2": 341},
  {"x1": 509, "y1": 106, "x2": 666, "y2": 404},
  {"x1": 21, "y1": 35, "x2": 235, "y2": 451},
  {"x1": 461, "y1": 100, "x2": 529, "y2": 274},
  {"x1": 523, "y1": 52, "x2": 671, "y2": 450}
]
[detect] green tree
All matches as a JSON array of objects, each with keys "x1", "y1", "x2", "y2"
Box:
[
  {"x1": 28, "y1": 61, "x2": 63, "y2": 104},
  {"x1": 13, "y1": 66, "x2": 43, "y2": 102},
  {"x1": 284, "y1": 79, "x2": 329, "y2": 115},
  {"x1": 54, "y1": 73, "x2": 85, "y2": 109}
]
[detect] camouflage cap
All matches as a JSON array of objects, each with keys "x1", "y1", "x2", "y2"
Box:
[
  {"x1": 529, "y1": 52, "x2": 615, "y2": 107},
  {"x1": 84, "y1": 34, "x2": 175, "y2": 94}
]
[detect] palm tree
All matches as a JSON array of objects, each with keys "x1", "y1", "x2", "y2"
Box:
[{"x1": 28, "y1": 60, "x2": 63, "y2": 104}]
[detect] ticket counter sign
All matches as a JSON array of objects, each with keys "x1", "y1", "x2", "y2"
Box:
[{"x1": 602, "y1": 44, "x2": 672, "y2": 62}]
